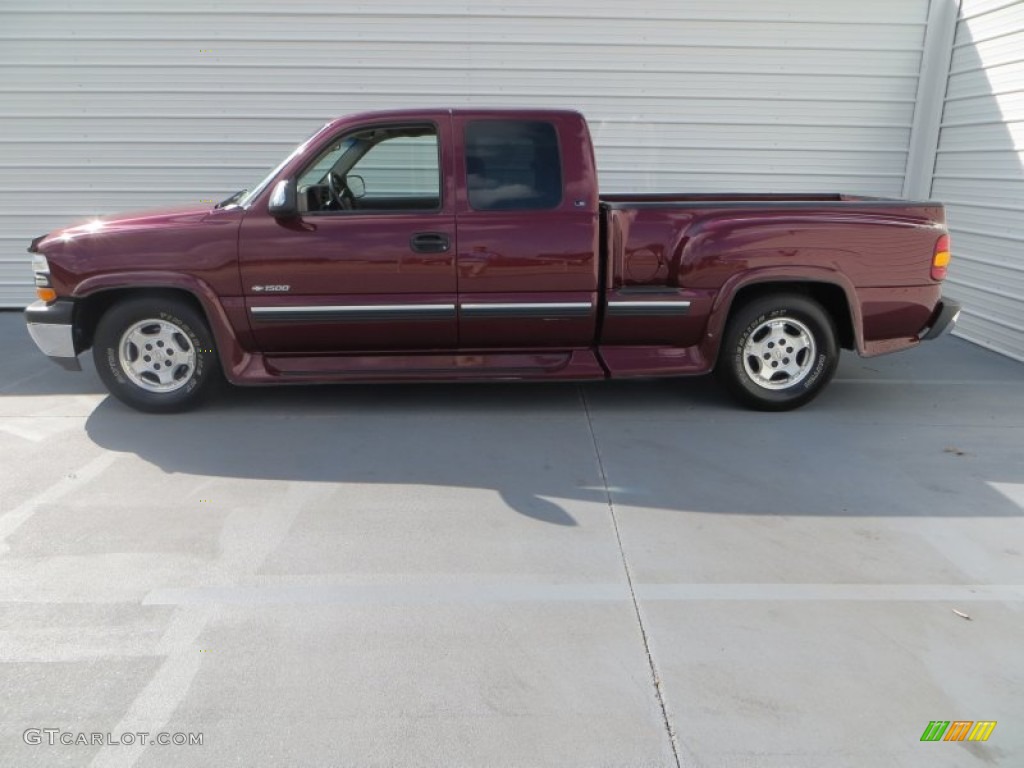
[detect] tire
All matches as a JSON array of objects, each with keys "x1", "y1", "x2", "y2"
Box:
[
  {"x1": 92, "y1": 295, "x2": 221, "y2": 413},
  {"x1": 717, "y1": 294, "x2": 839, "y2": 411}
]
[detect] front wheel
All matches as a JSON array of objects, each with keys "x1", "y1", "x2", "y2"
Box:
[
  {"x1": 717, "y1": 294, "x2": 839, "y2": 411},
  {"x1": 92, "y1": 296, "x2": 221, "y2": 413}
]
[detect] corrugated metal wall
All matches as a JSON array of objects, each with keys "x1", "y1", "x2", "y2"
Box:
[
  {"x1": 0, "y1": 0, "x2": 930, "y2": 307},
  {"x1": 933, "y1": 0, "x2": 1024, "y2": 362}
]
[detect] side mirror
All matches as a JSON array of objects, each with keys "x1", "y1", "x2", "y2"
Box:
[
  {"x1": 347, "y1": 174, "x2": 366, "y2": 199},
  {"x1": 268, "y1": 179, "x2": 298, "y2": 217}
]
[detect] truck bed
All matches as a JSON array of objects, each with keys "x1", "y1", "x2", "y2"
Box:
[{"x1": 597, "y1": 192, "x2": 948, "y2": 365}]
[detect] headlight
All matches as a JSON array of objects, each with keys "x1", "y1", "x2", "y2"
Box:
[
  {"x1": 31, "y1": 253, "x2": 50, "y2": 277},
  {"x1": 30, "y1": 254, "x2": 57, "y2": 302}
]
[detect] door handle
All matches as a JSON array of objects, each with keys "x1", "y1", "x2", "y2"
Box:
[{"x1": 410, "y1": 232, "x2": 450, "y2": 254}]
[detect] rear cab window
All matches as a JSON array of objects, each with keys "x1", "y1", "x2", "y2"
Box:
[{"x1": 465, "y1": 120, "x2": 563, "y2": 211}]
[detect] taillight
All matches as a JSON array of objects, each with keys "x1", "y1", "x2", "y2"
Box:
[{"x1": 931, "y1": 234, "x2": 951, "y2": 281}]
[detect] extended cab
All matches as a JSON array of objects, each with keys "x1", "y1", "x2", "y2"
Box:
[{"x1": 24, "y1": 108, "x2": 961, "y2": 412}]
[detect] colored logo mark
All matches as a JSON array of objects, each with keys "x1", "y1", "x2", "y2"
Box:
[{"x1": 921, "y1": 721, "x2": 996, "y2": 742}]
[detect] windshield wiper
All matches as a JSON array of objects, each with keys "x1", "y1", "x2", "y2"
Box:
[{"x1": 215, "y1": 190, "x2": 247, "y2": 209}]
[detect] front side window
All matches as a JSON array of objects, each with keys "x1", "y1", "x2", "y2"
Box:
[
  {"x1": 465, "y1": 120, "x2": 562, "y2": 211},
  {"x1": 296, "y1": 124, "x2": 440, "y2": 214}
]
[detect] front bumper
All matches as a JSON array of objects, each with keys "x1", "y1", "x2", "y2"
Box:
[
  {"x1": 24, "y1": 299, "x2": 81, "y2": 371},
  {"x1": 919, "y1": 297, "x2": 962, "y2": 341}
]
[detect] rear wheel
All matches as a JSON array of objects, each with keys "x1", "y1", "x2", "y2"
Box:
[
  {"x1": 717, "y1": 294, "x2": 838, "y2": 411},
  {"x1": 92, "y1": 296, "x2": 220, "y2": 413}
]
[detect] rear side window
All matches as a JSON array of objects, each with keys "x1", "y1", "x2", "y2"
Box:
[{"x1": 465, "y1": 120, "x2": 562, "y2": 211}]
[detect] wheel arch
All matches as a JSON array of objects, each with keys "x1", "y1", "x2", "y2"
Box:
[
  {"x1": 72, "y1": 274, "x2": 249, "y2": 378},
  {"x1": 700, "y1": 269, "x2": 863, "y2": 366},
  {"x1": 75, "y1": 287, "x2": 202, "y2": 347}
]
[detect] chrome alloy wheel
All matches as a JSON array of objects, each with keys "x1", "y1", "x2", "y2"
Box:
[
  {"x1": 118, "y1": 319, "x2": 197, "y2": 393},
  {"x1": 741, "y1": 317, "x2": 817, "y2": 391}
]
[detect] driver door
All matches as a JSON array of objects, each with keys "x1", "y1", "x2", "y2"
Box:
[{"x1": 239, "y1": 117, "x2": 457, "y2": 354}]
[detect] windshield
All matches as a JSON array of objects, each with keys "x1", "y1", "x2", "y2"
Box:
[{"x1": 224, "y1": 122, "x2": 332, "y2": 209}]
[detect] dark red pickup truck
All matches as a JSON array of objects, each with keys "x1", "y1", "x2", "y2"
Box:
[{"x1": 25, "y1": 108, "x2": 960, "y2": 413}]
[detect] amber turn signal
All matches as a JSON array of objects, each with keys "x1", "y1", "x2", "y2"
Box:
[
  {"x1": 931, "y1": 234, "x2": 951, "y2": 281},
  {"x1": 36, "y1": 287, "x2": 57, "y2": 303}
]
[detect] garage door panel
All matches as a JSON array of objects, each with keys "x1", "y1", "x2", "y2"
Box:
[
  {"x1": 932, "y1": 177, "x2": 1024, "y2": 208},
  {"x1": 6, "y1": 68, "x2": 923, "y2": 104},
  {"x1": 952, "y1": 2, "x2": 1024, "y2": 45},
  {"x1": 599, "y1": 170, "x2": 905, "y2": 196},
  {"x1": 934, "y1": 150, "x2": 1024, "y2": 177},
  {"x1": 950, "y1": 32, "x2": 1024, "y2": 75},
  {"x1": 0, "y1": 40, "x2": 926, "y2": 77},
  {"x1": 947, "y1": 59, "x2": 1024, "y2": 101},
  {"x1": 588, "y1": 123, "x2": 911, "y2": 150},
  {"x1": 945, "y1": 202, "x2": 1024, "y2": 239},
  {"x1": 939, "y1": 99, "x2": 1024, "y2": 131},
  {"x1": 17, "y1": 0, "x2": 928, "y2": 24}
]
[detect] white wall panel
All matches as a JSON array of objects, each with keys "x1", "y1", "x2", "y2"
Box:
[
  {"x1": 933, "y1": 0, "x2": 1024, "y2": 362},
  {"x1": 0, "y1": 0, "x2": 929, "y2": 306}
]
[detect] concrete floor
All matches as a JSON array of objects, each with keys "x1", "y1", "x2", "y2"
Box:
[{"x1": 0, "y1": 309, "x2": 1022, "y2": 768}]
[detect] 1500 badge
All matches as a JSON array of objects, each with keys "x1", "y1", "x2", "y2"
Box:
[{"x1": 251, "y1": 285, "x2": 290, "y2": 292}]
